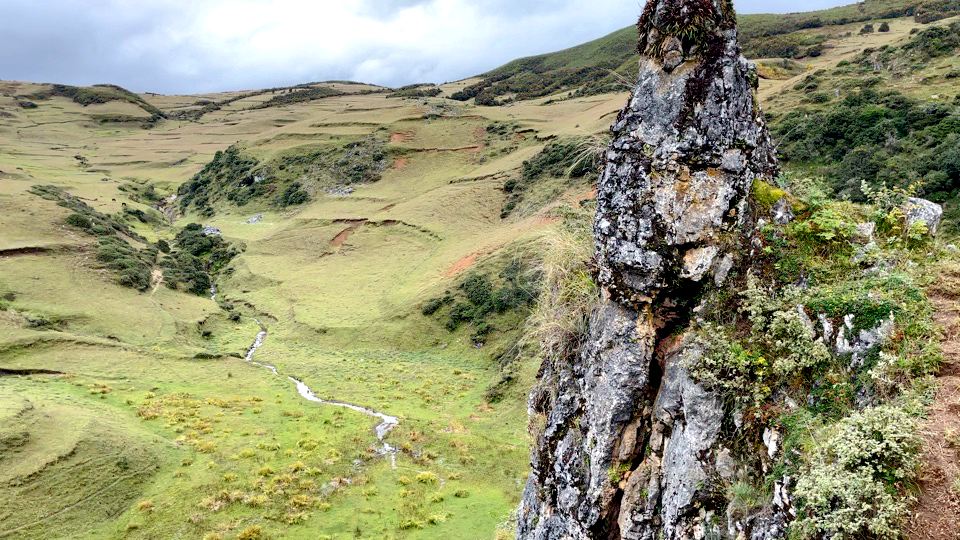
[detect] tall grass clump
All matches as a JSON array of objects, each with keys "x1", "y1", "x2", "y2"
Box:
[{"x1": 521, "y1": 210, "x2": 597, "y2": 370}]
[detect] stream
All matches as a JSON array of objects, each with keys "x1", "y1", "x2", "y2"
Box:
[{"x1": 243, "y1": 319, "x2": 399, "y2": 468}]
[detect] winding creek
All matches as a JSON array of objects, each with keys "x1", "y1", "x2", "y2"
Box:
[{"x1": 243, "y1": 319, "x2": 399, "y2": 468}]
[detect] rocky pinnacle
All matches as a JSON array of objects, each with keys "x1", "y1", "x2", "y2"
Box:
[{"x1": 518, "y1": 1, "x2": 783, "y2": 539}]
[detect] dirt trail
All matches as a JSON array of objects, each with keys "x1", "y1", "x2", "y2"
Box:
[
  {"x1": 909, "y1": 285, "x2": 960, "y2": 540},
  {"x1": 149, "y1": 268, "x2": 163, "y2": 295}
]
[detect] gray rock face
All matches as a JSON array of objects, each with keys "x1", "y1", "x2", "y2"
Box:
[
  {"x1": 903, "y1": 197, "x2": 943, "y2": 235},
  {"x1": 518, "y1": 1, "x2": 785, "y2": 538},
  {"x1": 853, "y1": 222, "x2": 875, "y2": 244}
]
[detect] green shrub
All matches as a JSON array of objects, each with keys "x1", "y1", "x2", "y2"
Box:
[
  {"x1": 65, "y1": 213, "x2": 92, "y2": 229},
  {"x1": 28, "y1": 83, "x2": 163, "y2": 117},
  {"x1": 162, "y1": 252, "x2": 210, "y2": 296},
  {"x1": 177, "y1": 145, "x2": 260, "y2": 215},
  {"x1": 387, "y1": 84, "x2": 442, "y2": 98},
  {"x1": 690, "y1": 276, "x2": 830, "y2": 404},
  {"x1": 444, "y1": 302, "x2": 475, "y2": 331},
  {"x1": 277, "y1": 182, "x2": 309, "y2": 206},
  {"x1": 902, "y1": 21, "x2": 960, "y2": 59},
  {"x1": 251, "y1": 85, "x2": 343, "y2": 109},
  {"x1": 32, "y1": 185, "x2": 147, "y2": 241},
  {"x1": 770, "y1": 77, "x2": 960, "y2": 216},
  {"x1": 180, "y1": 138, "x2": 388, "y2": 215},
  {"x1": 160, "y1": 224, "x2": 238, "y2": 296},
  {"x1": 793, "y1": 407, "x2": 920, "y2": 539},
  {"x1": 689, "y1": 323, "x2": 772, "y2": 404},
  {"x1": 95, "y1": 237, "x2": 153, "y2": 291},
  {"x1": 428, "y1": 257, "x2": 538, "y2": 339},
  {"x1": 461, "y1": 274, "x2": 494, "y2": 308},
  {"x1": 420, "y1": 296, "x2": 450, "y2": 316}
]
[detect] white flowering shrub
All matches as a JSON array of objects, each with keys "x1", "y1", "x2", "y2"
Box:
[
  {"x1": 793, "y1": 406, "x2": 920, "y2": 539},
  {"x1": 794, "y1": 464, "x2": 908, "y2": 540}
]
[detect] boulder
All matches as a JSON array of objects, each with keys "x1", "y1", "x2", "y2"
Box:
[{"x1": 903, "y1": 197, "x2": 943, "y2": 235}]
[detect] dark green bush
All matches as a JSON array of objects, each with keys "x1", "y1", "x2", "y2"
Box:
[
  {"x1": 901, "y1": 21, "x2": 960, "y2": 58},
  {"x1": 28, "y1": 83, "x2": 163, "y2": 118},
  {"x1": 32, "y1": 185, "x2": 147, "y2": 242},
  {"x1": 428, "y1": 259, "x2": 539, "y2": 338},
  {"x1": 30, "y1": 185, "x2": 164, "y2": 291},
  {"x1": 387, "y1": 84, "x2": 442, "y2": 99},
  {"x1": 180, "y1": 138, "x2": 386, "y2": 215},
  {"x1": 251, "y1": 86, "x2": 343, "y2": 109},
  {"x1": 445, "y1": 302, "x2": 475, "y2": 331},
  {"x1": 178, "y1": 145, "x2": 260, "y2": 216},
  {"x1": 421, "y1": 296, "x2": 450, "y2": 316},
  {"x1": 162, "y1": 251, "x2": 210, "y2": 295},
  {"x1": 65, "y1": 213, "x2": 92, "y2": 229},
  {"x1": 770, "y1": 88, "x2": 960, "y2": 205},
  {"x1": 160, "y1": 223, "x2": 237, "y2": 296},
  {"x1": 277, "y1": 182, "x2": 309, "y2": 206},
  {"x1": 95, "y1": 236, "x2": 153, "y2": 291}
]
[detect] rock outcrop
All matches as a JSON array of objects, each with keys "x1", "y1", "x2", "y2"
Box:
[
  {"x1": 518, "y1": 1, "x2": 783, "y2": 538},
  {"x1": 903, "y1": 197, "x2": 943, "y2": 236}
]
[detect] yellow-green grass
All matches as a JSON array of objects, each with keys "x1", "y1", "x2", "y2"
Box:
[
  {"x1": 0, "y1": 383, "x2": 167, "y2": 539},
  {"x1": 0, "y1": 74, "x2": 623, "y2": 538}
]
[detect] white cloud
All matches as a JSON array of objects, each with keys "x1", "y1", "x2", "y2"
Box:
[{"x1": 1, "y1": 0, "x2": 852, "y2": 94}]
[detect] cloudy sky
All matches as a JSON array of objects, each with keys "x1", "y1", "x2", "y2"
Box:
[{"x1": 2, "y1": 0, "x2": 851, "y2": 95}]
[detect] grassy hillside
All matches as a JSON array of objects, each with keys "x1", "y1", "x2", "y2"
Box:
[
  {"x1": 0, "y1": 69, "x2": 619, "y2": 539},
  {"x1": 763, "y1": 17, "x2": 960, "y2": 225},
  {"x1": 451, "y1": 0, "x2": 960, "y2": 104}
]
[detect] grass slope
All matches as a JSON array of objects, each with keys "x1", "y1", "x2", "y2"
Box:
[
  {"x1": 0, "y1": 69, "x2": 617, "y2": 539},
  {"x1": 452, "y1": 0, "x2": 960, "y2": 104}
]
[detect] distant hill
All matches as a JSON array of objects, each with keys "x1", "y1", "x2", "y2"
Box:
[{"x1": 451, "y1": 0, "x2": 960, "y2": 105}]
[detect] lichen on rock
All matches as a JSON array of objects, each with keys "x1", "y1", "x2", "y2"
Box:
[{"x1": 517, "y1": 1, "x2": 784, "y2": 538}]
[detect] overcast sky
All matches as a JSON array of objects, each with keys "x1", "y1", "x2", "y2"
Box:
[{"x1": 2, "y1": 0, "x2": 852, "y2": 95}]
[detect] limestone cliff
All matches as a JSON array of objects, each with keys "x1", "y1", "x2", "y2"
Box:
[{"x1": 518, "y1": 1, "x2": 784, "y2": 538}]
